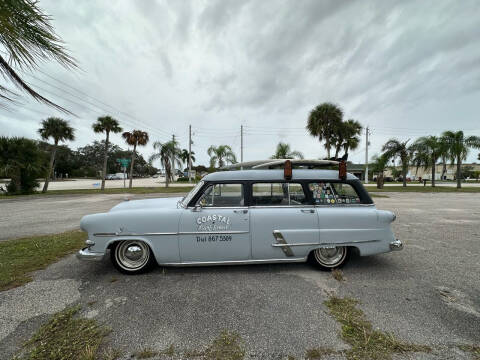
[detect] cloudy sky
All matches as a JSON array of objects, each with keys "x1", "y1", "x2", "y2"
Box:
[{"x1": 2, "y1": 0, "x2": 480, "y2": 167}]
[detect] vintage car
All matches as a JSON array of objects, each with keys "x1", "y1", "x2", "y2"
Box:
[{"x1": 78, "y1": 160, "x2": 402, "y2": 274}]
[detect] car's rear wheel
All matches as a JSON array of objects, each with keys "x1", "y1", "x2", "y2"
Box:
[
  {"x1": 309, "y1": 246, "x2": 349, "y2": 270},
  {"x1": 111, "y1": 240, "x2": 155, "y2": 274}
]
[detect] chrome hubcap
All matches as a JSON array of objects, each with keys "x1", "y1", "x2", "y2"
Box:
[
  {"x1": 115, "y1": 241, "x2": 149, "y2": 270},
  {"x1": 314, "y1": 246, "x2": 346, "y2": 267}
]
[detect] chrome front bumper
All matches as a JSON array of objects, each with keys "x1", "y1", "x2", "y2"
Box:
[
  {"x1": 389, "y1": 239, "x2": 403, "y2": 251},
  {"x1": 77, "y1": 247, "x2": 104, "y2": 261}
]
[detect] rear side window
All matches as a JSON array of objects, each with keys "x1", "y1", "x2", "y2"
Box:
[
  {"x1": 197, "y1": 183, "x2": 244, "y2": 207},
  {"x1": 308, "y1": 182, "x2": 360, "y2": 205},
  {"x1": 251, "y1": 183, "x2": 308, "y2": 206}
]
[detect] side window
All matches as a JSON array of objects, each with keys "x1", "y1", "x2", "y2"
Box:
[
  {"x1": 308, "y1": 182, "x2": 360, "y2": 205},
  {"x1": 197, "y1": 183, "x2": 244, "y2": 207},
  {"x1": 251, "y1": 183, "x2": 308, "y2": 206}
]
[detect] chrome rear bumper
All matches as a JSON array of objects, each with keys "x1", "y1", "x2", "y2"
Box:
[
  {"x1": 77, "y1": 247, "x2": 104, "y2": 261},
  {"x1": 389, "y1": 239, "x2": 403, "y2": 251}
]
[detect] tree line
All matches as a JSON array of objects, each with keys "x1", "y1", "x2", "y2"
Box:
[{"x1": 371, "y1": 132, "x2": 480, "y2": 189}]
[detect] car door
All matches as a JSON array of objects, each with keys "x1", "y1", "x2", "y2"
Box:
[
  {"x1": 250, "y1": 182, "x2": 320, "y2": 260},
  {"x1": 178, "y1": 182, "x2": 251, "y2": 263},
  {"x1": 309, "y1": 181, "x2": 379, "y2": 246}
]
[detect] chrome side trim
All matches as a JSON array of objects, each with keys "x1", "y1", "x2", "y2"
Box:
[
  {"x1": 162, "y1": 258, "x2": 306, "y2": 266},
  {"x1": 94, "y1": 230, "x2": 249, "y2": 237},
  {"x1": 272, "y1": 230, "x2": 294, "y2": 257},
  {"x1": 179, "y1": 230, "x2": 249, "y2": 235},
  {"x1": 272, "y1": 242, "x2": 319, "y2": 247}
]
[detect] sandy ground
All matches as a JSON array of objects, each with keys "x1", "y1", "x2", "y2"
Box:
[{"x1": 1, "y1": 192, "x2": 479, "y2": 359}]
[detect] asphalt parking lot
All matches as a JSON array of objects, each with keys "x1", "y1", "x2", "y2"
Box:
[{"x1": 1, "y1": 192, "x2": 479, "y2": 359}]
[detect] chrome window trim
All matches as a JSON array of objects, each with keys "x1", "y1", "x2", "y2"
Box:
[
  {"x1": 314, "y1": 204, "x2": 375, "y2": 208},
  {"x1": 248, "y1": 205, "x2": 316, "y2": 209}
]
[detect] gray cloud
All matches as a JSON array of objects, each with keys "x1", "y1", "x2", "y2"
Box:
[{"x1": 1, "y1": 0, "x2": 479, "y2": 166}]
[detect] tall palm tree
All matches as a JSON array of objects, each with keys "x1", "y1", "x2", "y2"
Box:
[
  {"x1": 149, "y1": 140, "x2": 182, "y2": 187},
  {"x1": 0, "y1": 0, "x2": 76, "y2": 112},
  {"x1": 207, "y1": 145, "x2": 237, "y2": 168},
  {"x1": 381, "y1": 139, "x2": 412, "y2": 187},
  {"x1": 332, "y1": 119, "x2": 362, "y2": 158},
  {"x1": 38, "y1": 117, "x2": 75, "y2": 193},
  {"x1": 92, "y1": 116, "x2": 122, "y2": 191},
  {"x1": 122, "y1": 130, "x2": 149, "y2": 188},
  {"x1": 306, "y1": 102, "x2": 343, "y2": 158},
  {"x1": 441, "y1": 131, "x2": 480, "y2": 188},
  {"x1": 411, "y1": 136, "x2": 443, "y2": 187},
  {"x1": 271, "y1": 142, "x2": 304, "y2": 159}
]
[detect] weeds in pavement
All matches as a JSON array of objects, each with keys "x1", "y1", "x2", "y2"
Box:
[
  {"x1": 305, "y1": 347, "x2": 337, "y2": 359},
  {"x1": 15, "y1": 306, "x2": 110, "y2": 360},
  {"x1": 458, "y1": 344, "x2": 480, "y2": 359},
  {"x1": 185, "y1": 330, "x2": 245, "y2": 360},
  {"x1": 134, "y1": 347, "x2": 158, "y2": 359},
  {"x1": 331, "y1": 269, "x2": 345, "y2": 282},
  {"x1": 324, "y1": 296, "x2": 431, "y2": 360}
]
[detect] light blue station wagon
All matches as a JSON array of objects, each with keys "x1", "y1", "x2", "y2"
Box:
[{"x1": 78, "y1": 160, "x2": 402, "y2": 274}]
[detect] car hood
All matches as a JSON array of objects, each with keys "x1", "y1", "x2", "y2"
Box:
[{"x1": 109, "y1": 196, "x2": 183, "y2": 212}]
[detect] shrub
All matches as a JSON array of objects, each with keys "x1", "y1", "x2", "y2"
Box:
[{"x1": 0, "y1": 137, "x2": 46, "y2": 194}]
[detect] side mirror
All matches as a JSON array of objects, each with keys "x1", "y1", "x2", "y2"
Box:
[{"x1": 192, "y1": 204, "x2": 202, "y2": 212}]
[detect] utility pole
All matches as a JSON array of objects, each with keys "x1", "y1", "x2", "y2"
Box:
[
  {"x1": 188, "y1": 125, "x2": 192, "y2": 183},
  {"x1": 240, "y1": 125, "x2": 244, "y2": 170},
  {"x1": 365, "y1": 126, "x2": 370, "y2": 184},
  {"x1": 171, "y1": 134, "x2": 175, "y2": 182}
]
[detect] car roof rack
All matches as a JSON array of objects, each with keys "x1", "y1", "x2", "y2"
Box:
[{"x1": 222, "y1": 159, "x2": 339, "y2": 170}]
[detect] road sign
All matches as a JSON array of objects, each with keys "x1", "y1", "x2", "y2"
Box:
[{"x1": 116, "y1": 158, "x2": 131, "y2": 167}]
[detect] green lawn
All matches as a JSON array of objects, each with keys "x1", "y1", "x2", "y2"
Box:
[
  {"x1": 0, "y1": 186, "x2": 194, "y2": 199},
  {"x1": 368, "y1": 186, "x2": 480, "y2": 193},
  {"x1": 0, "y1": 230, "x2": 87, "y2": 291}
]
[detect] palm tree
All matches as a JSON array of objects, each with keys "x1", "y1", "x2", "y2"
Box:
[
  {"x1": 332, "y1": 119, "x2": 362, "y2": 158},
  {"x1": 38, "y1": 117, "x2": 75, "y2": 193},
  {"x1": 92, "y1": 116, "x2": 122, "y2": 191},
  {"x1": 149, "y1": 140, "x2": 182, "y2": 187},
  {"x1": 370, "y1": 153, "x2": 389, "y2": 189},
  {"x1": 411, "y1": 136, "x2": 443, "y2": 187},
  {"x1": 381, "y1": 139, "x2": 412, "y2": 187},
  {"x1": 180, "y1": 149, "x2": 196, "y2": 167},
  {"x1": 306, "y1": 102, "x2": 343, "y2": 158},
  {"x1": 441, "y1": 131, "x2": 480, "y2": 188},
  {"x1": 0, "y1": 0, "x2": 76, "y2": 112},
  {"x1": 207, "y1": 145, "x2": 237, "y2": 168},
  {"x1": 271, "y1": 142, "x2": 304, "y2": 159},
  {"x1": 122, "y1": 130, "x2": 149, "y2": 188}
]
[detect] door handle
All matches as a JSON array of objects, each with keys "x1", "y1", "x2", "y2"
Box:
[
  {"x1": 234, "y1": 209, "x2": 248, "y2": 214},
  {"x1": 300, "y1": 209, "x2": 315, "y2": 213}
]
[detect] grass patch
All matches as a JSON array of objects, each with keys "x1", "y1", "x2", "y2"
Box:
[
  {"x1": 458, "y1": 344, "x2": 480, "y2": 359},
  {"x1": 367, "y1": 186, "x2": 480, "y2": 193},
  {"x1": 185, "y1": 330, "x2": 245, "y2": 360},
  {"x1": 0, "y1": 186, "x2": 193, "y2": 199},
  {"x1": 324, "y1": 296, "x2": 431, "y2": 360},
  {"x1": 0, "y1": 230, "x2": 86, "y2": 291},
  {"x1": 14, "y1": 306, "x2": 110, "y2": 360},
  {"x1": 331, "y1": 269, "x2": 345, "y2": 282},
  {"x1": 305, "y1": 347, "x2": 337, "y2": 359},
  {"x1": 369, "y1": 193, "x2": 389, "y2": 198}
]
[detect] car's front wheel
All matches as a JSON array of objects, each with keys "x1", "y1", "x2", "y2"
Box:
[
  {"x1": 111, "y1": 240, "x2": 155, "y2": 274},
  {"x1": 309, "y1": 246, "x2": 349, "y2": 270}
]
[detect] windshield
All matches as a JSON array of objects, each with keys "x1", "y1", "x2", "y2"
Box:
[{"x1": 180, "y1": 181, "x2": 204, "y2": 207}]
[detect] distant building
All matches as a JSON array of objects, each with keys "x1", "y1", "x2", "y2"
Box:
[{"x1": 383, "y1": 163, "x2": 480, "y2": 180}]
